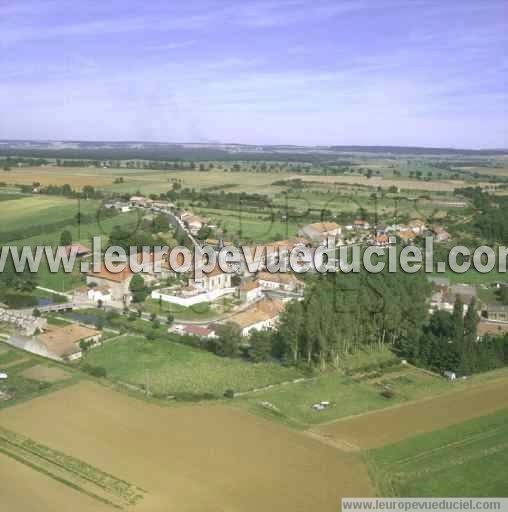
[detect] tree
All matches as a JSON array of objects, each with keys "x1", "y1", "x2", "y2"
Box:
[
  {"x1": 129, "y1": 274, "x2": 148, "y2": 303},
  {"x1": 461, "y1": 298, "x2": 479, "y2": 374},
  {"x1": 166, "y1": 312, "x2": 174, "y2": 325},
  {"x1": 210, "y1": 322, "x2": 241, "y2": 357},
  {"x1": 151, "y1": 214, "x2": 168, "y2": 234},
  {"x1": 248, "y1": 330, "x2": 273, "y2": 362}
]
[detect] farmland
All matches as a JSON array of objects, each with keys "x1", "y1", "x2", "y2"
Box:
[
  {"x1": 0, "y1": 381, "x2": 374, "y2": 512},
  {"x1": 368, "y1": 408, "x2": 508, "y2": 497},
  {"x1": 0, "y1": 195, "x2": 99, "y2": 236},
  {"x1": 312, "y1": 374, "x2": 508, "y2": 449}
]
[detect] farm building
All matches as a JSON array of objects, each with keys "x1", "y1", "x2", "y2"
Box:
[
  {"x1": 36, "y1": 324, "x2": 101, "y2": 361},
  {"x1": 229, "y1": 298, "x2": 285, "y2": 336},
  {"x1": 6, "y1": 324, "x2": 101, "y2": 362},
  {"x1": 299, "y1": 222, "x2": 342, "y2": 244}
]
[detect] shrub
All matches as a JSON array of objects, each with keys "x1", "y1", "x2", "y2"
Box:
[
  {"x1": 81, "y1": 364, "x2": 107, "y2": 378},
  {"x1": 380, "y1": 388, "x2": 396, "y2": 399}
]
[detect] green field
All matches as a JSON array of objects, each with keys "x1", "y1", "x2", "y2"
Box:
[
  {"x1": 0, "y1": 196, "x2": 101, "y2": 235},
  {"x1": 82, "y1": 335, "x2": 303, "y2": 397},
  {"x1": 369, "y1": 409, "x2": 508, "y2": 497},
  {"x1": 235, "y1": 351, "x2": 460, "y2": 428},
  {"x1": 0, "y1": 341, "x2": 80, "y2": 409}
]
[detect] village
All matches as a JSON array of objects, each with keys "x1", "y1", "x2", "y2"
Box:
[{"x1": 1, "y1": 191, "x2": 506, "y2": 371}]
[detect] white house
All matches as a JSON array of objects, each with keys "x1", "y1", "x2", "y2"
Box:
[
  {"x1": 257, "y1": 272, "x2": 303, "y2": 293},
  {"x1": 353, "y1": 219, "x2": 370, "y2": 230},
  {"x1": 86, "y1": 264, "x2": 133, "y2": 304},
  {"x1": 239, "y1": 281, "x2": 263, "y2": 303}
]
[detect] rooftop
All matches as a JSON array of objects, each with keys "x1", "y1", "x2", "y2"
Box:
[
  {"x1": 230, "y1": 299, "x2": 285, "y2": 329},
  {"x1": 37, "y1": 324, "x2": 100, "y2": 357},
  {"x1": 87, "y1": 264, "x2": 133, "y2": 283}
]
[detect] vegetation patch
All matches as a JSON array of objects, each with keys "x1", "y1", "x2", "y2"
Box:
[{"x1": 368, "y1": 409, "x2": 508, "y2": 497}]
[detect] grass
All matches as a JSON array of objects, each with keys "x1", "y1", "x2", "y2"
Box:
[
  {"x1": 5, "y1": 209, "x2": 141, "y2": 291},
  {"x1": 0, "y1": 196, "x2": 100, "y2": 234},
  {"x1": 143, "y1": 297, "x2": 222, "y2": 321},
  {"x1": 431, "y1": 266, "x2": 508, "y2": 285},
  {"x1": 368, "y1": 408, "x2": 508, "y2": 497},
  {"x1": 236, "y1": 356, "x2": 454, "y2": 429},
  {"x1": 0, "y1": 341, "x2": 81, "y2": 409},
  {"x1": 81, "y1": 335, "x2": 303, "y2": 397}
]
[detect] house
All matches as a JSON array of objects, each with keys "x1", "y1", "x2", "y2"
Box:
[
  {"x1": 238, "y1": 238, "x2": 310, "y2": 275},
  {"x1": 257, "y1": 272, "x2": 303, "y2": 293},
  {"x1": 397, "y1": 224, "x2": 412, "y2": 233},
  {"x1": 397, "y1": 230, "x2": 417, "y2": 243},
  {"x1": 431, "y1": 226, "x2": 450, "y2": 242},
  {"x1": 191, "y1": 266, "x2": 232, "y2": 292},
  {"x1": 430, "y1": 284, "x2": 477, "y2": 314},
  {"x1": 239, "y1": 281, "x2": 263, "y2": 303},
  {"x1": 153, "y1": 266, "x2": 235, "y2": 307},
  {"x1": 151, "y1": 200, "x2": 175, "y2": 211},
  {"x1": 373, "y1": 234, "x2": 390, "y2": 247},
  {"x1": 86, "y1": 264, "x2": 133, "y2": 304},
  {"x1": 36, "y1": 324, "x2": 101, "y2": 361},
  {"x1": 483, "y1": 304, "x2": 508, "y2": 323},
  {"x1": 87, "y1": 286, "x2": 112, "y2": 305},
  {"x1": 477, "y1": 321, "x2": 508, "y2": 339},
  {"x1": 229, "y1": 298, "x2": 285, "y2": 336},
  {"x1": 408, "y1": 219, "x2": 426, "y2": 235},
  {"x1": 181, "y1": 212, "x2": 208, "y2": 235},
  {"x1": 130, "y1": 196, "x2": 153, "y2": 208},
  {"x1": 177, "y1": 324, "x2": 216, "y2": 338},
  {"x1": 63, "y1": 243, "x2": 91, "y2": 257},
  {"x1": 299, "y1": 222, "x2": 342, "y2": 244},
  {"x1": 353, "y1": 219, "x2": 370, "y2": 230}
]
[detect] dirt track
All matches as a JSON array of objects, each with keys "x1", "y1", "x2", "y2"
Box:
[
  {"x1": 0, "y1": 381, "x2": 373, "y2": 512},
  {"x1": 313, "y1": 378, "x2": 508, "y2": 449}
]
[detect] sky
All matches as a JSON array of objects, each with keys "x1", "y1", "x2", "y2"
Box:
[{"x1": 0, "y1": 0, "x2": 506, "y2": 148}]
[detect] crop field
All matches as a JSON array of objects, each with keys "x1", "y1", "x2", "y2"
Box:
[
  {"x1": 0, "y1": 381, "x2": 374, "y2": 512},
  {"x1": 313, "y1": 376, "x2": 508, "y2": 449},
  {"x1": 1, "y1": 166, "x2": 115, "y2": 189},
  {"x1": 368, "y1": 408, "x2": 508, "y2": 497},
  {"x1": 291, "y1": 175, "x2": 495, "y2": 192},
  {"x1": 82, "y1": 335, "x2": 303, "y2": 397},
  {"x1": 0, "y1": 196, "x2": 100, "y2": 234}
]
